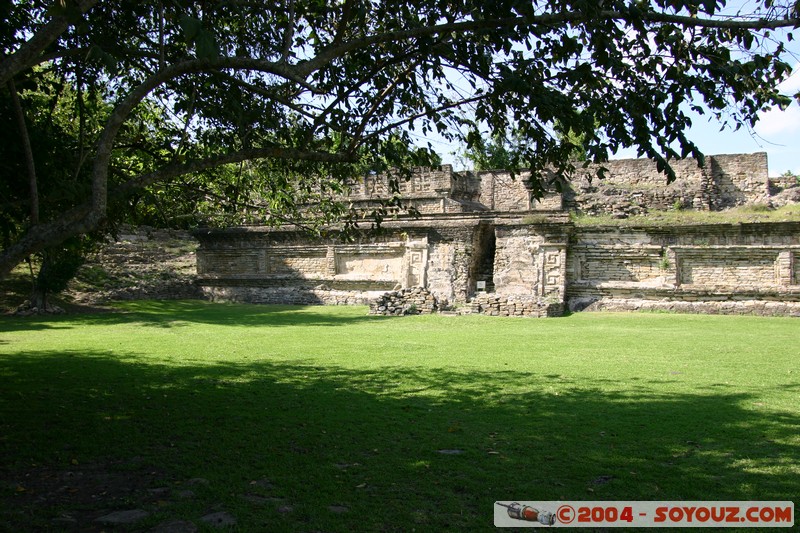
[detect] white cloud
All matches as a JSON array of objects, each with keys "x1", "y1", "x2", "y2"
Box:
[
  {"x1": 755, "y1": 104, "x2": 800, "y2": 136},
  {"x1": 754, "y1": 62, "x2": 800, "y2": 137}
]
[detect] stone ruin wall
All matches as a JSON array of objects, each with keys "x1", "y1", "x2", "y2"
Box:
[
  {"x1": 335, "y1": 152, "x2": 788, "y2": 217},
  {"x1": 475, "y1": 170, "x2": 564, "y2": 211},
  {"x1": 567, "y1": 222, "x2": 800, "y2": 316},
  {"x1": 196, "y1": 230, "x2": 403, "y2": 306},
  {"x1": 196, "y1": 216, "x2": 571, "y2": 316},
  {"x1": 195, "y1": 152, "x2": 800, "y2": 317},
  {"x1": 343, "y1": 165, "x2": 482, "y2": 215},
  {"x1": 563, "y1": 152, "x2": 773, "y2": 216}
]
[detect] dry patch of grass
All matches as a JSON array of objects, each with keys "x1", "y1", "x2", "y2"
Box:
[{"x1": 571, "y1": 204, "x2": 800, "y2": 226}]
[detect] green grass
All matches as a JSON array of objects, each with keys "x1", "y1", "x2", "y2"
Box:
[
  {"x1": 1, "y1": 302, "x2": 798, "y2": 531},
  {"x1": 571, "y1": 203, "x2": 800, "y2": 226}
]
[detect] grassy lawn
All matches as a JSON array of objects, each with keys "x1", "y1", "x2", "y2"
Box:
[
  {"x1": 570, "y1": 203, "x2": 800, "y2": 226},
  {"x1": 0, "y1": 302, "x2": 798, "y2": 531}
]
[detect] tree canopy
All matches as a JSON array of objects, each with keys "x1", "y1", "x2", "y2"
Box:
[{"x1": 2, "y1": 0, "x2": 799, "y2": 277}]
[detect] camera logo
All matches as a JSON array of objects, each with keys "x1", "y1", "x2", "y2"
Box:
[{"x1": 496, "y1": 502, "x2": 556, "y2": 525}]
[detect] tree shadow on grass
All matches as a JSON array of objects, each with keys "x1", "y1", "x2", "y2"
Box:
[
  {"x1": 0, "y1": 300, "x2": 387, "y2": 332},
  {"x1": 1, "y1": 351, "x2": 797, "y2": 531}
]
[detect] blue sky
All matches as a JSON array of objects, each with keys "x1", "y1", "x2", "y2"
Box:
[
  {"x1": 611, "y1": 62, "x2": 800, "y2": 176},
  {"x1": 717, "y1": 63, "x2": 800, "y2": 176}
]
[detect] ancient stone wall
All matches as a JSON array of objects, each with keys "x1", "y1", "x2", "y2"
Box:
[
  {"x1": 195, "y1": 153, "x2": 800, "y2": 317},
  {"x1": 196, "y1": 223, "x2": 483, "y2": 308},
  {"x1": 343, "y1": 165, "x2": 487, "y2": 215},
  {"x1": 347, "y1": 166, "x2": 454, "y2": 200},
  {"x1": 566, "y1": 222, "x2": 800, "y2": 316},
  {"x1": 711, "y1": 153, "x2": 770, "y2": 207},
  {"x1": 477, "y1": 171, "x2": 531, "y2": 211},
  {"x1": 195, "y1": 227, "x2": 402, "y2": 305},
  {"x1": 425, "y1": 226, "x2": 475, "y2": 305},
  {"x1": 467, "y1": 294, "x2": 564, "y2": 317},
  {"x1": 197, "y1": 220, "x2": 800, "y2": 316},
  {"x1": 196, "y1": 215, "x2": 574, "y2": 315},
  {"x1": 475, "y1": 170, "x2": 563, "y2": 211},
  {"x1": 564, "y1": 152, "x2": 771, "y2": 216},
  {"x1": 337, "y1": 153, "x2": 779, "y2": 217},
  {"x1": 369, "y1": 287, "x2": 438, "y2": 315}
]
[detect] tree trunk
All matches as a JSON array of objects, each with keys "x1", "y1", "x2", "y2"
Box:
[
  {"x1": 29, "y1": 251, "x2": 50, "y2": 312},
  {"x1": 9, "y1": 78, "x2": 39, "y2": 225},
  {"x1": 29, "y1": 286, "x2": 48, "y2": 312}
]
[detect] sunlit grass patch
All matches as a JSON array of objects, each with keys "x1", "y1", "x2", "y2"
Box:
[
  {"x1": 0, "y1": 302, "x2": 797, "y2": 530},
  {"x1": 571, "y1": 203, "x2": 800, "y2": 226}
]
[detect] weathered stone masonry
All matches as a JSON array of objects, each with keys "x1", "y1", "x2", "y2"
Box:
[
  {"x1": 196, "y1": 152, "x2": 800, "y2": 316},
  {"x1": 567, "y1": 222, "x2": 800, "y2": 315}
]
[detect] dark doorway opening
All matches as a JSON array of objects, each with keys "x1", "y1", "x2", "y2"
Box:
[{"x1": 470, "y1": 224, "x2": 496, "y2": 295}]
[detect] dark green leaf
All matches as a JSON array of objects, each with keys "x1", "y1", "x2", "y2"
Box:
[
  {"x1": 179, "y1": 14, "x2": 202, "y2": 42},
  {"x1": 195, "y1": 30, "x2": 220, "y2": 60}
]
